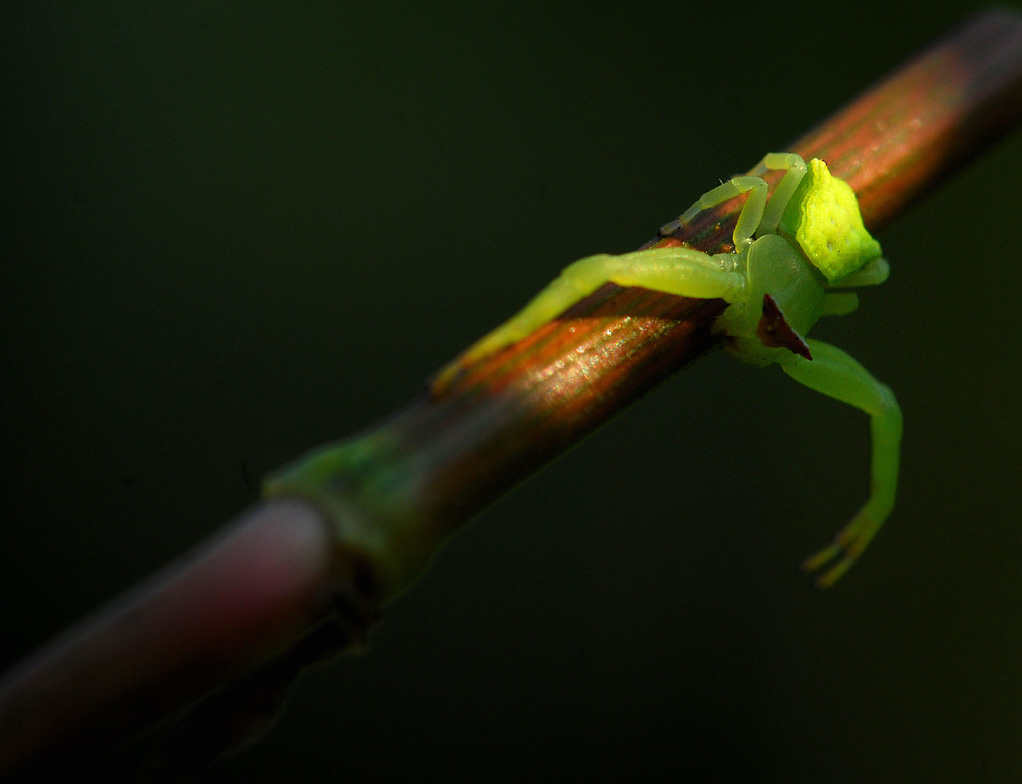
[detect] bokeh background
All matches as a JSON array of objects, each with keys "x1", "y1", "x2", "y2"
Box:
[{"x1": 3, "y1": 2, "x2": 1021, "y2": 780}]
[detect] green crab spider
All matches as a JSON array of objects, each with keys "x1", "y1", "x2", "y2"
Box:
[{"x1": 441, "y1": 153, "x2": 901, "y2": 588}]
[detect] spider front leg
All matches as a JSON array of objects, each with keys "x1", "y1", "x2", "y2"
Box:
[
  {"x1": 446, "y1": 247, "x2": 747, "y2": 372},
  {"x1": 659, "y1": 152, "x2": 807, "y2": 247},
  {"x1": 659, "y1": 175, "x2": 768, "y2": 248},
  {"x1": 781, "y1": 339, "x2": 902, "y2": 587},
  {"x1": 750, "y1": 153, "x2": 806, "y2": 236}
]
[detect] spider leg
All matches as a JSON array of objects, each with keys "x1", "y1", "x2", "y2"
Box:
[
  {"x1": 659, "y1": 152, "x2": 807, "y2": 247},
  {"x1": 447, "y1": 247, "x2": 747, "y2": 373},
  {"x1": 659, "y1": 176, "x2": 767, "y2": 249},
  {"x1": 782, "y1": 339, "x2": 902, "y2": 588},
  {"x1": 751, "y1": 153, "x2": 807, "y2": 236}
]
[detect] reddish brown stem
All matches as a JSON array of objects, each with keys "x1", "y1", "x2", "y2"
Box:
[
  {"x1": 3, "y1": 9, "x2": 1022, "y2": 781},
  {"x1": 297, "y1": 8, "x2": 1022, "y2": 603}
]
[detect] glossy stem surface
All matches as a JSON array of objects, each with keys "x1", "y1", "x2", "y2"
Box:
[{"x1": 266, "y1": 9, "x2": 1022, "y2": 603}]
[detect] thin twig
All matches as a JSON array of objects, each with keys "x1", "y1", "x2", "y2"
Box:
[
  {"x1": 2, "y1": 9, "x2": 1021, "y2": 781},
  {"x1": 266, "y1": 8, "x2": 1022, "y2": 605}
]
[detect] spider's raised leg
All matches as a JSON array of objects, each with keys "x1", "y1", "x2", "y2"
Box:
[
  {"x1": 659, "y1": 175, "x2": 768, "y2": 249},
  {"x1": 659, "y1": 152, "x2": 807, "y2": 247},
  {"x1": 751, "y1": 153, "x2": 807, "y2": 236}
]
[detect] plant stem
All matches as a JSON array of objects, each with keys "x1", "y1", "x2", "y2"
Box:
[
  {"x1": 3, "y1": 9, "x2": 1021, "y2": 780},
  {"x1": 265, "y1": 9, "x2": 1022, "y2": 605}
]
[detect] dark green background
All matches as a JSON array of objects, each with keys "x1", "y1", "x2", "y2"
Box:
[{"x1": 3, "y1": 3, "x2": 1021, "y2": 780}]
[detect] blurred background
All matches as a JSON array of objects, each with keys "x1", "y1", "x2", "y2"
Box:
[{"x1": 3, "y1": 2, "x2": 1021, "y2": 780}]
